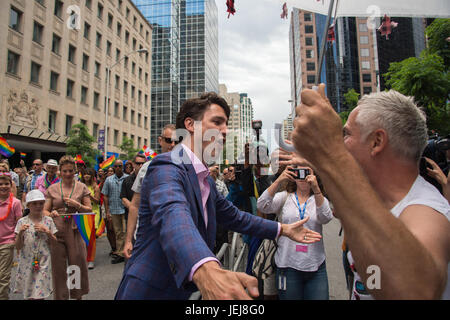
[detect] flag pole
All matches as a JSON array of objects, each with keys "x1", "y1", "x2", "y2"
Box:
[{"x1": 316, "y1": 0, "x2": 336, "y2": 85}]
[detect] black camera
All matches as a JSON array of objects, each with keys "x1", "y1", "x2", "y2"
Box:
[
  {"x1": 420, "y1": 133, "x2": 449, "y2": 193},
  {"x1": 289, "y1": 168, "x2": 310, "y2": 180}
]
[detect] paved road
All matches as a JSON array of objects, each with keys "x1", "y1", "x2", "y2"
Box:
[{"x1": 9, "y1": 218, "x2": 348, "y2": 300}]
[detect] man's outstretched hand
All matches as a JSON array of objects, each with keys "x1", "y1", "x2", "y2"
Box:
[{"x1": 281, "y1": 216, "x2": 322, "y2": 244}]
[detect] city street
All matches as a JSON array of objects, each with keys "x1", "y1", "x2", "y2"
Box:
[{"x1": 9, "y1": 217, "x2": 348, "y2": 300}]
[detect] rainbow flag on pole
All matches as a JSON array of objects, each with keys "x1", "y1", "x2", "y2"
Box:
[
  {"x1": 0, "y1": 137, "x2": 15, "y2": 158},
  {"x1": 20, "y1": 152, "x2": 26, "y2": 159},
  {"x1": 99, "y1": 155, "x2": 116, "y2": 170},
  {"x1": 74, "y1": 214, "x2": 96, "y2": 262}
]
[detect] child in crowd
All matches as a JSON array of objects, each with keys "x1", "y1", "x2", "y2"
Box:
[
  {"x1": 0, "y1": 172, "x2": 22, "y2": 300},
  {"x1": 13, "y1": 190, "x2": 57, "y2": 300}
]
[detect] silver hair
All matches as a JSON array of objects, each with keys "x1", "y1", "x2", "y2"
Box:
[{"x1": 355, "y1": 90, "x2": 428, "y2": 163}]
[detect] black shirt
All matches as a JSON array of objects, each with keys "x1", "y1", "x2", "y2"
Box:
[{"x1": 120, "y1": 173, "x2": 137, "y2": 219}]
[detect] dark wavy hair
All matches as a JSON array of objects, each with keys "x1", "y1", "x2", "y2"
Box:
[{"x1": 175, "y1": 92, "x2": 230, "y2": 130}]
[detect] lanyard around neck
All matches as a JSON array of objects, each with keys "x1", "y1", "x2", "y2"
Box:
[{"x1": 294, "y1": 192, "x2": 308, "y2": 220}]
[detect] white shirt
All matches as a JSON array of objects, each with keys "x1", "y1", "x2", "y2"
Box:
[
  {"x1": 257, "y1": 190, "x2": 333, "y2": 272},
  {"x1": 348, "y1": 175, "x2": 450, "y2": 300}
]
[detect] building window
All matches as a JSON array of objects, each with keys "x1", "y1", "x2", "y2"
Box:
[
  {"x1": 114, "y1": 102, "x2": 119, "y2": 117},
  {"x1": 115, "y1": 75, "x2": 120, "y2": 89},
  {"x1": 96, "y1": 32, "x2": 102, "y2": 48},
  {"x1": 362, "y1": 73, "x2": 372, "y2": 82},
  {"x1": 307, "y1": 75, "x2": 315, "y2": 84},
  {"x1": 7, "y1": 51, "x2": 20, "y2": 75},
  {"x1": 50, "y1": 71, "x2": 59, "y2": 91},
  {"x1": 35, "y1": 0, "x2": 45, "y2": 6},
  {"x1": 54, "y1": 0, "x2": 63, "y2": 18},
  {"x1": 82, "y1": 54, "x2": 89, "y2": 71},
  {"x1": 10, "y1": 7, "x2": 22, "y2": 32},
  {"x1": 84, "y1": 22, "x2": 91, "y2": 40},
  {"x1": 138, "y1": 137, "x2": 141, "y2": 148},
  {"x1": 306, "y1": 50, "x2": 314, "y2": 59},
  {"x1": 360, "y1": 36, "x2": 369, "y2": 44},
  {"x1": 93, "y1": 123, "x2": 99, "y2": 140},
  {"x1": 361, "y1": 61, "x2": 370, "y2": 70},
  {"x1": 30, "y1": 62, "x2": 41, "y2": 84},
  {"x1": 94, "y1": 61, "x2": 101, "y2": 77},
  {"x1": 138, "y1": 113, "x2": 141, "y2": 127},
  {"x1": 123, "y1": 106, "x2": 128, "y2": 121},
  {"x1": 66, "y1": 79, "x2": 75, "y2": 98},
  {"x1": 65, "y1": 115, "x2": 73, "y2": 135},
  {"x1": 108, "y1": 13, "x2": 113, "y2": 29},
  {"x1": 49, "y1": 110, "x2": 57, "y2": 132},
  {"x1": 304, "y1": 13, "x2": 312, "y2": 21},
  {"x1": 361, "y1": 48, "x2": 370, "y2": 57},
  {"x1": 132, "y1": 38, "x2": 136, "y2": 50},
  {"x1": 125, "y1": 30, "x2": 130, "y2": 44},
  {"x1": 85, "y1": 0, "x2": 92, "y2": 9},
  {"x1": 130, "y1": 110, "x2": 135, "y2": 124},
  {"x1": 363, "y1": 86, "x2": 372, "y2": 95},
  {"x1": 126, "y1": 7, "x2": 130, "y2": 19},
  {"x1": 123, "y1": 80, "x2": 128, "y2": 95},
  {"x1": 305, "y1": 37, "x2": 313, "y2": 46},
  {"x1": 97, "y1": 3, "x2": 103, "y2": 19},
  {"x1": 359, "y1": 23, "x2": 368, "y2": 32},
  {"x1": 93, "y1": 92, "x2": 100, "y2": 109},
  {"x1": 306, "y1": 62, "x2": 315, "y2": 71},
  {"x1": 117, "y1": 22, "x2": 122, "y2": 37},
  {"x1": 68, "y1": 44, "x2": 76, "y2": 64},
  {"x1": 131, "y1": 85, "x2": 135, "y2": 99},
  {"x1": 116, "y1": 49, "x2": 121, "y2": 62},
  {"x1": 33, "y1": 21, "x2": 44, "y2": 44},
  {"x1": 106, "y1": 41, "x2": 112, "y2": 56},
  {"x1": 114, "y1": 130, "x2": 118, "y2": 146},
  {"x1": 52, "y1": 34, "x2": 61, "y2": 54},
  {"x1": 131, "y1": 62, "x2": 136, "y2": 74},
  {"x1": 81, "y1": 86, "x2": 88, "y2": 104},
  {"x1": 144, "y1": 116, "x2": 148, "y2": 129},
  {"x1": 305, "y1": 25, "x2": 314, "y2": 34}
]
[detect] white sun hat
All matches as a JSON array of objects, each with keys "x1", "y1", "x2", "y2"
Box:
[{"x1": 25, "y1": 189, "x2": 46, "y2": 204}]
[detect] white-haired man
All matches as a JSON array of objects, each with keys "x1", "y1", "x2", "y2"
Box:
[{"x1": 290, "y1": 84, "x2": 450, "y2": 299}]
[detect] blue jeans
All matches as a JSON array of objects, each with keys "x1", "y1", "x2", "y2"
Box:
[{"x1": 276, "y1": 261, "x2": 329, "y2": 300}]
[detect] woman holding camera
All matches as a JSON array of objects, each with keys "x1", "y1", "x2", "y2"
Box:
[{"x1": 257, "y1": 162, "x2": 333, "y2": 300}]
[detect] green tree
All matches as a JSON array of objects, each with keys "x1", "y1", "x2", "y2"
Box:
[
  {"x1": 119, "y1": 136, "x2": 139, "y2": 160},
  {"x1": 339, "y1": 88, "x2": 360, "y2": 124},
  {"x1": 383, "y1": 19, "x2": 450, "y2": 136},
  {"x1": 384, "y1": 52, "x2": 450, "y2": 135},
  {"x1": 66, "y1": 123, "x2": 99, "y2": 167},
  {"x1": 425, "y1": 18, "x2": 450, "y2": 69}
]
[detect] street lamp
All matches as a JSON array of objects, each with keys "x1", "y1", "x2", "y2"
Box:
[{"x1": 104, "y1": 48, "x2": 148, "y2": 158}]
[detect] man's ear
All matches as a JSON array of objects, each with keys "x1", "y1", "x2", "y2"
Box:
[
  {"x1": 370, "y1": 129, "x2": 388, "y2": 156},
  {"x1": 184, "y1": 117, "x2": 195, "y2": 134}
]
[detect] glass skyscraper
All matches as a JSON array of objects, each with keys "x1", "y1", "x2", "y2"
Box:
[{"x1": 133, "y1": 0, "x2": 218, "y2": 152}]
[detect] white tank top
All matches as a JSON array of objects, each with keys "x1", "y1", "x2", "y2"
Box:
[{"x1": 348, "y1": 175, "x2": 450, "y2": 300}]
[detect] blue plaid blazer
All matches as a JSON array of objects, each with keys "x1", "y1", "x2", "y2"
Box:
[{"x1": 115, "y1": 145, "x2": 279, "y2": 300}]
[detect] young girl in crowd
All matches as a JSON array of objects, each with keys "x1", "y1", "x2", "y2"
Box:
[
  {"x1": 0, "y1": 172, "x2": 22, "y2": 300},
  {"x1": 13, "y1": 190, "x2": 57, "y2": 300}
]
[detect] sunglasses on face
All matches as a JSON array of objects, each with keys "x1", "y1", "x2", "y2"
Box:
[
  {"x1": 161, "y1": 137, "x2": 179, "y2": 144},
  {"x1": 135, "y1": 162, "x2": 145, "y2": 165},
  {"x1": 114, "y1": 165, "x2": 123, "y2": 168}
]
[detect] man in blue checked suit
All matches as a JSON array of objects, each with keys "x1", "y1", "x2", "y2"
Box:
[{"x1": 115, "y1": 93, "x2": 322, "y2": 300}]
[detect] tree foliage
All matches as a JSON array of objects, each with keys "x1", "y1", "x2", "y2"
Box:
[
  {"x1": 339, "y1": 88, "x2": 360, "y2": 124},
  {"x1": 119, "y1": 136, "x2": 139, "y2": 160},
  {"x1": 66, "y1": 123, "x2": 99, "y2": 167},
  {"x1": 383, "y1": 19, "x2": 450, "y2": 135}
]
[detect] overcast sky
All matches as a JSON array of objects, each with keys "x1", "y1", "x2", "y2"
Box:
[{"x1": 216, "y1": 0, "x2": 292, "y2": 151}]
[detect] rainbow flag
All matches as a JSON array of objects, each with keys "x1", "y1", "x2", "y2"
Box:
[
  {"x1": 96, "y1": 218, "x2": 105, "y2": 237},
  {"x1": 0, "y1": 137, "x2": 15, "y2": 158},
  {"x1": 142, "y1": 146, "x2": 157, "y2": 161},
  {"x1": 100, "y1": 155, "x2": 115, "y2": 170},
  {"x1": 74, "y1": 214, "x2": 96, "y2": 262},
  {"x1": 20, "y1": 152, "x2": 26, "y2": 159},
  {"x1": 75, "y1": 154, "x2": 83, "y2": 162}
]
